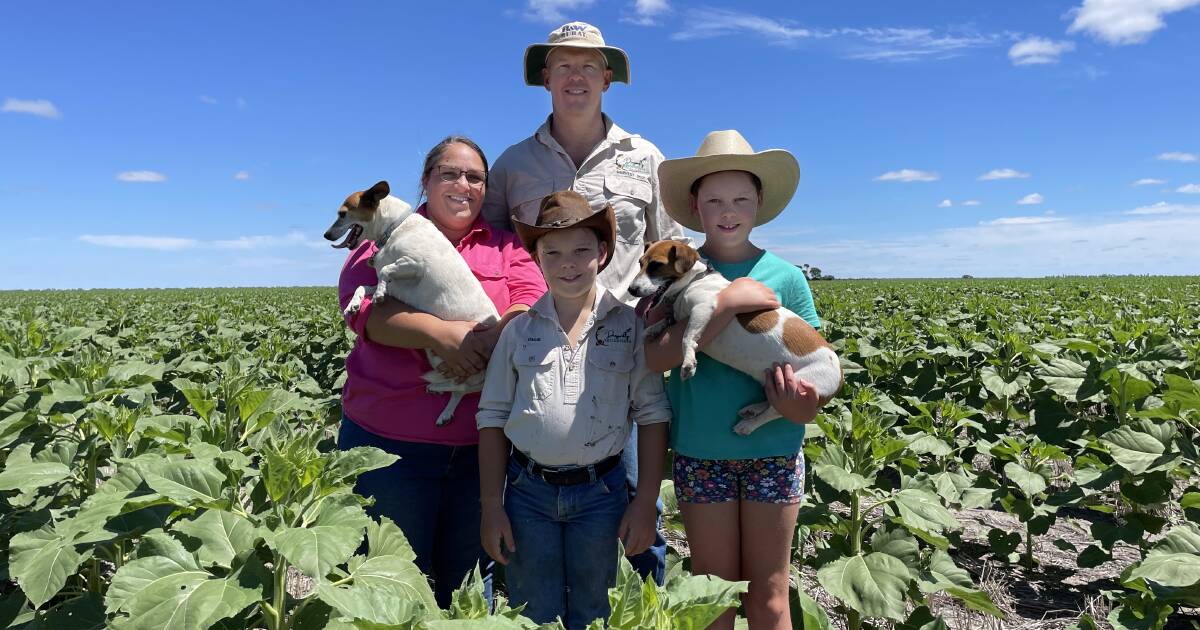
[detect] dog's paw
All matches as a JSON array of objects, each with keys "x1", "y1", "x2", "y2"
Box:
[
  {"x1": 733, "y1": 420, "x2": 757, "y2": 436},
  {"x1": 435, "y1": 412, "x2": 454, "y2": 427},
  {"x1": 644, "y1": 320, "x2": 668, "y2": 340},
  {"x1": 680, "y1": 361, "x2": 697, "y2": 381},
  {"x1": 738, "y1": 401, "x2": 771, "y2": 419}
]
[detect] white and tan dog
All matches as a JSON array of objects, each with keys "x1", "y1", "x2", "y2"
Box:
[
  {"x1": 324, "y1": 180, "x2": 499, "y2": 425},
  {"x1": 630, "y1": 239, "x2": 842, "y2": 435}
]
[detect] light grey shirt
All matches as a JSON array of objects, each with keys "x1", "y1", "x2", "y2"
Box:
[
  {"x1": 482, "y1": 114, "x2": 687, "y2": 304},
  {"x1": 476, "y1": 288, "x2": 671, "y2": 466}
]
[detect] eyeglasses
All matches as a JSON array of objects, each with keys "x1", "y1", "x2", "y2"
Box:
[{"x1": 434, "y1": 165, "x2": 486, "y2": 187}]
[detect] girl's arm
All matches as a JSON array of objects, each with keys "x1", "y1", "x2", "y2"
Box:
[{"x1": 643, "y1": 277, "x2": 781, "y2": 372}]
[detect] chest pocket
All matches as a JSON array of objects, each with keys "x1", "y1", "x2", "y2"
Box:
[
  {"x1": 470, "y1": 259, "x2": 506, "y2": 311},
  {"x1": 514, "y1": 343, "x2": 556, "y2": 402},
  {"x1": 511, "y1": 179, "x2": 558, "y2": 227},
  {"x1": 586, "y1": 347, "x2": 635, "y2": 405},
  {"x1": 603, "y1": 172, "x2": 652, "y2": 245}
]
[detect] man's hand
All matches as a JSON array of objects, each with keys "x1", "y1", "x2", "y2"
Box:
[
  {"x1": 764, "y1": 363, "x2": 821, "y2": 424},
  {"x1": 480, "y1": 502, "x2": 515, "y2": 565},
  {"x1": 618, "y1": 496, "x2": 658, "y2": 556}
]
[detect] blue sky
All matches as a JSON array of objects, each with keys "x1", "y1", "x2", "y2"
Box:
[{"x1": 2, "y1": 0, "x2": 1199, "y2": 288}]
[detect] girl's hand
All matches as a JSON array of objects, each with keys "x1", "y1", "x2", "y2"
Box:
[
  {"x1": 432, "y1": 320, "x2": 488, "y2": 381},
  {"x1": 618, "y1": 496, "x2": 658, "y2": 556},
  {"x1": 716, "y1": 278, "x2": 780, "y2": 316},
  {"x1": 764, "y1": 363, "x2": 821, "y2": 424},
  {"x1": 480, "y1": 503, "x2": 515, "y2": 565}
]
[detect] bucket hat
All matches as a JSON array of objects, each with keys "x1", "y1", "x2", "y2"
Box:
[
  {"x1": 524, "y1": 21, "x2": 630, "y2": 86},
  {"x1": 658, "y1": 130, "x2": 800, "y2": 233},
  {"x1": 512, "y1": 190, "x2": 617, "y2": 271}
]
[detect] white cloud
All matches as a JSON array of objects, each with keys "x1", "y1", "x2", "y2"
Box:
[
  {"x1": 2, "y1": 98, "x2": 62, "y2": 119},
  {"x1": 1008, "y1": 37, "x2": 1075, "y2": 65},
  {"x1": 1017, "y1": 193, "x2": 1045, "y2": 205},
  {"x1": 985, "y1": 215, "x2": 1064, "y2": 226},
  {"x1": 199, "y1": 95, "x2": 218, "y2": 105},
  {"x1": 1068, "y1": 0, "x2": 1200, "y2": 45},
  {"x1": 672, "y1": 7, "x2": 811, "y2": 42},
  {"x1": 234, "y1": 170, "x2": 251, "y2": 181},
  {"x1": 523, "y1": 0, "x2": 597, "y2": 23},
  {"x1": 116, "y1": 170, "x2": 167, "y2": 183},
  {"x1": 79, "y1": 235, "x2": 197, "y2": 251},
  {"x1": 875, "y1": 169, "x2": 940, "y2": 183},
  {"x1": 962, "y1": 200, "x2": 982, "y2": 206},
  {"x1": 1125, "y1": 201, "x2": 1200, "y2": 215},
  {"x1": 938, "y1": 199, "x2": 953, "y2": 208},
  {"x1": 213, "y1": 231, "x2": 327, "y2": 250},
  {"x1": 1159, "y1": 151, "x2": 1198, "y2": 162},
  {"x1": 978, "y1": 168, "x2": 1031, "y2": 180},
  {"x1": 1177, "y1": 184, "x2": 1200, "y2": 194},
  {"x1": 1132, "y1": 178, "x2": 1166, "y2": 186},
  {"x1": 623, "y1": 0, "x2": 669, "y2": 26},
  {"x1": 838, "y1": 27, "x2": 1005, "y2": 62}
]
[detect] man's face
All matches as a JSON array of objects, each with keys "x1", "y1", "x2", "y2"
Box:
[{"x1": 542, "y1": 47, "x2": 611, "y2": 116}]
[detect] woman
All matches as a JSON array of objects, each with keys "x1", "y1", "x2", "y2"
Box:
[{"x1": 336, "y1": 136, "x2": 547, "y2": 606}]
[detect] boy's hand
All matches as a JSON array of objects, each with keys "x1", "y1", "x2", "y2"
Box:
[
  {"x1": 764, "y1": 363, "x2": 821, "y2": 424},
  {"x1": 618, "y1": 496, "x2": 658, "y2": 556},
  {"x1": 480, "y1": 503, "x2": 515, "y2": 565}
]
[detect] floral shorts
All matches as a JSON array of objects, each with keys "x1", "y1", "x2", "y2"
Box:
[{"x1": 673, "y1": 452, "x2": 805, "y2": 504}]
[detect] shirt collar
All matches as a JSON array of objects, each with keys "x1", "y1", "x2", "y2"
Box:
[
  {"x1": 534, "y1": 113, "x2": 634, "y2": 154},
  {"x1": 528, "y1": 286, "x2": 624, "y2": 328},
  {"x1": 415, "y1": 203, "x2": 493, "y2": 246}
]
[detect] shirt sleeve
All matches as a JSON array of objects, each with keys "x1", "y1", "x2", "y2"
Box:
[
  {"x1": 630, "y1": 320, "x2": 672, "y2": 425},
  {"x1": 476, "y1": 322, "x2": 521, "y2": 429},
  {"x1": 786, "y1": 267, "x2": 821, "y2": 329},
  {"x1": 482, "y1": 157, "x2": 514, "y2": 232},
  {"x1": 643, "y1": 145, "x2": 689, "y2": 245},
  {"x1": 338, "y1": 243, "x2": 381, "y2": 337},
  {"x1": 503, "y1": 235, "x2": 547, "y2": 308}
]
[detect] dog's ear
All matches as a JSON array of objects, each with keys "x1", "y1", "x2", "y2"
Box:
[
  {"x1": 365, "y1": 181, "x2": 390, "y2": 205},
  {"x1": 672, "y1": 243, "x2": 697, "y2": 275}
]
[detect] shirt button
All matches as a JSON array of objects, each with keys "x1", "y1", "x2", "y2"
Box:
[{"x1": 609, "y1": 361, "x2": 616, "y2": 367}]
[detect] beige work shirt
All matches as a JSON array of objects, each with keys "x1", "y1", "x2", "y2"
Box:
[
  {"x1": 476, "y1": 288, "x2": 671, "y2": 466},
  {"x1": 482, "y1": 114, "x2": 687, "y2": 304}
]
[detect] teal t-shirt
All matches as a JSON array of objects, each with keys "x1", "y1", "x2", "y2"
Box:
[{"x1": 666, "y1": 250, "x2": 821, "y2": 460}]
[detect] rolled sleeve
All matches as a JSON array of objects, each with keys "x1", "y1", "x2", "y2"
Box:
[
  {"x1": 476, "y1": 324, "x2": 520, "y2": 430},
  {"x1": 502, "y1": 236, "x2": 547, "y2": 308},
  {"x1": 630, "y1": 324, "x2": 672, "y2": 426},
  {"x1": 338, "y1": 243, "x2": 380, "y2": 337}
]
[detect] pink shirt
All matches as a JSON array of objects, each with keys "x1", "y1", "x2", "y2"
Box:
[{"x1": 338, "y1": 208, "x2": 547, "y2": 445}]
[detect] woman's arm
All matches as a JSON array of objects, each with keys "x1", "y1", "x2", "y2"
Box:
[
  {"x1": 364, "y1": 298, "x2": 486, "y2": 377},
  {"x1": 643, "y1": 277, "x2": 781, "y2": 372}
]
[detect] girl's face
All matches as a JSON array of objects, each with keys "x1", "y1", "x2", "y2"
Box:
[
  {"x1": 535, "y1": 228, "x2": 608, "y2": 302},
  {"x1": 691, "y1": 170, "x2": 762, "y2": 250},
  {"x1": 422, "y1": 143, "x2": 486, "y2": 240}
]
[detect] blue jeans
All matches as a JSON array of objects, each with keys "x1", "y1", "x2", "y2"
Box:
[
  {"x1": 504, "y1": 457, "x2": 628, "y2": 630},
  {"x1": 620, "y1": 428, "x2": 667, "y2": 585},
  {"x1": 338, "y1": 417, "x2": 491, "y2": 608}
]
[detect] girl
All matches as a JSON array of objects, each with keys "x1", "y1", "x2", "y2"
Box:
[{"x1": 644, "y1": 130, "x2": 825, "y2": 630}]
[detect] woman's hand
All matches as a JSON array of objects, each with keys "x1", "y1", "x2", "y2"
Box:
[
  {"x1": 764, "y1": 363, "x2": 821, "y2": 424},
  {"x1": 716, "y1": 277, "x2": 780, "y2": 316},
  {"x1": 480, "y1": 502, "x2": 515, "y2": 565},
  {"x1": 430, "y1": 320, "x2": 489, "y2": 381},
  {"x1": 618, "y1": 495, "x2": 658, "y2": 556}
]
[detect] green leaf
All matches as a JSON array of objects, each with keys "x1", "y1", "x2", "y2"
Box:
[
  {"x1": 273, "y1": 498, "x2": 370, "y2": 578},
  {"x1": 893, "y1": 489, "x2": 960, "y2": 534},
  {"x1": 36, "y1": 593, "x2": 107, "y2": 630},
  {"x1": 140, "y1": 458, "x2": 227, "y2": 507},
  {"x1": 0, "y1": 460, "x2": 71, "y2": 492},
  {"x1": 869, "y1": 528, "x2": 920, "y2": 567},
  {"x1": 172, "y1": 510, "x2": 259, "y2": 568},
  {"x1": 366, "y1": 517, "x2": 417, "y2": 562},
  {"x1": 981, "y1": 366, "x2": 1027, "y2": 399},
  {"x1": 817, "y1": 553, "x2": 911, "y2": 621},
  {"x1": 1127, "y1": 553, "x2": 1200, "y2": 588},
  {"x1": 1037, "y1": 358, "x2": 1089, "y2": 400},
  {"x1": 608, "y1": 555, "x2": 658, "y2": 630},
  {"x1": 813, "y1": 464, "x2": 870, "y2": 492},
  {"x1": 326, "y1": 447, "x2": 401, "y2": 484},
  {"x1": 661, "y1": 572, "x2": 747, "y2": 630},
  {"x1": 1101, "y1": 423, "x2": 1169, "y2": 475},
  {"x1": 898, "y1": 606, "x2": 951, "y2": 630},
  {"x1": 789, "y1": 569, "x2": 835, "y2": 630},
  {"x1": 9, "y1": 528, "x2": 87, "y2": 608},
  {"x1": 349, "y1": 554, "x2": 440, "y2": 614},
  {"x1": 315, "y1": 581, "x2": 429, "y2": 626},
  {"x1": 1003, "y1": 461, "x2": 1048, "y2": 497},
  {"x1": 108, "y1": 567, "x2": 259, "y2": 629},
  {"x1": 918, "y1": 550, "x2": 973, "y2": 592}
]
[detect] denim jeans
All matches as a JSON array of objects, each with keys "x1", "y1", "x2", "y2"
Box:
[
  {"x1": 504, "y1": 457, "x2": 628, "y2": 630},
  {"x1": 338, "y1": 417, "x2": 491, "y2": 609},
  {"x1": 620, "y1": 428, "x2": 667, "y2": 585}
]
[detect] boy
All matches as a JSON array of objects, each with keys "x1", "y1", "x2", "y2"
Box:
[{"x1": 476, "y1": 190, "x2": 670, "y2": 629}]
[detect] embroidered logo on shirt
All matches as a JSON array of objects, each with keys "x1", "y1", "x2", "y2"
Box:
[
  {"x1": 595, "y1": 325, "x2": 632, "y2": 346},
  {"x1": 613, "y1": 155, "x2": 651, "y2": 183}
]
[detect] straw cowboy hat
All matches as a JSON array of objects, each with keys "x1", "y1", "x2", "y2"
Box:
[
  {"x1": 513, "y1": 190, "x2": 618, "y2": 271},
  {"x1": 658, "y1": 130, "x2": 800, "y2": 233},
  {"x1": 524, "y1": 22, "x2": 630, "y2": 86}
]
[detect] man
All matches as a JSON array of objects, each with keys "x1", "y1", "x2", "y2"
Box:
[{"x1": 482, "y1": 21, "x2": 684, "y2": 585}]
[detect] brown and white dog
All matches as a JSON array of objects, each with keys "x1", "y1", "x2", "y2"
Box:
[
  {"x1": 629, "y1": 239, "x2": 842, "y2": 435},
  {"x1": 324, "y1": 180, "x2": 499, "y2": 425}
]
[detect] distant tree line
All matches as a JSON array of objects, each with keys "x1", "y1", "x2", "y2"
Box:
[{"x1": 800, "y1": 264, "x2": 834, "y2": 281}]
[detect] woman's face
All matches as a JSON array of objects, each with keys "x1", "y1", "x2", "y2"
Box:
[
  {"x1": 691, "y1": 170, "x2": 762, "y2": 250},
  {"x1": 423, "y1": 142, "x2": 486, "y2": 239}
]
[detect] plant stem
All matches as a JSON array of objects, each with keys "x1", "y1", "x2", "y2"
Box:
[
  {"x1": 1024, "y1": 524, "x2": 1034, "y2": 570},
  {"x1": 848, "y1": 489, "x2": 862, "y2": 630}
]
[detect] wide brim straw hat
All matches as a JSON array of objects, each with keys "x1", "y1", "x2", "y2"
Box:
[
  {"x1": 524, "y1": 21, "x2": 630, "y2": 86},
  {"x1": 513, "y1": 190, "x2": 618, "y2": 272},
  {"x1": 658, "y1": 130, "x2": 800, "y2": 233}
]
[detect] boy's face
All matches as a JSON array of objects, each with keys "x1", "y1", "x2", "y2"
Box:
[
  {"x1": 691, "y1": 170, "x2": 762, "y2": 251},
  {"x1": 535, "y1": 228, "x2": 608, "y2": 301}
]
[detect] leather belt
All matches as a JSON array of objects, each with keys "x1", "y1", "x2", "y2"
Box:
[{"x1": 511, "y1": 449, "x2": 621, "y2": 486}]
